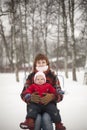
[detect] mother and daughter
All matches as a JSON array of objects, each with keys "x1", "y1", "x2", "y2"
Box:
[{"x1": 20, "y1": 53, "x2": 66, "y2": 130}]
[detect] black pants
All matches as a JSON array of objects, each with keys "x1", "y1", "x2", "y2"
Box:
[{"x1": 27, "y1": 102, "x2": 61, "y2": 123}]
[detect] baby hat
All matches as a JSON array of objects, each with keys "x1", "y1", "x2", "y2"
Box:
[{"x1": 34, "y1": 71, "x2": 46, "y2": 82}]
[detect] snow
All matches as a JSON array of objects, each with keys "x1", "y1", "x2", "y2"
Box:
[{"x1": 0, "y1": 70, "x2": 87, "y2": 130}]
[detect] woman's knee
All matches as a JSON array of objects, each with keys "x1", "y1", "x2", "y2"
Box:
[
  {"x1": 42, "y1": 113, "x2": 53, "y2": 130},
  {"x1": 34, "y1": 114, "x2": 41, "y2": 130},
  {"x1": 35, "y1": 114, "x2": 41, "y2": 125},
  {"x1": 42, "y1": 112, "x2": 52, "y2": 122}
]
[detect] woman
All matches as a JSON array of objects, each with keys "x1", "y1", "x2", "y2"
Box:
[{"x1": 20, "y1": 53, "x2": 65, "y2": 130}]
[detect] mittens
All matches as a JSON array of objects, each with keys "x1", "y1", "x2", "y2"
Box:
[
  {"x1": 24, "y1": 94, "x2": 31, "y2": 103},
  {"x1": 57, "y1": 94, "x2": 63, "y2": 102},
  {"x1": 41, "y1": 93, "x2": 55, "y2": 105},
  {"x1": 56, "y1": 87, "x2": 65, "y2": 95},
  {"x1": 31, "y1": 92, "x2": 40, "y2": 103}
]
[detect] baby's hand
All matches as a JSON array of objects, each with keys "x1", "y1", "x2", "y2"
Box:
[{"x1": 25, "y1": 94, "x2": 31, "y2": 103}]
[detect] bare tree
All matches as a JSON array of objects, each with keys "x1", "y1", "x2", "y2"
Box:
[
  {"x1": 56, "y1": 0, "x2": 60, "y2": 72},
  {"x1": 61, "y1": 0, "x2": 68, "y2": 78},
  {"x1": 68, "y1": 0, "x2": 77, "y2": 81},
  {"x1": 79, "y1": 0, "x2": 87, "y2": 84},
  {"x1": 11, "y1": 0, "x2": 19, "y2": 81},
  {"x1": 0, "y1": 0, "x2": 87, "y2": 84},
  {"x1": 18, "y1": 0, "x2": 27, "y2": 79},
  {"x1": 0, "y1": 1, "x2": 14, "y2": 71}
]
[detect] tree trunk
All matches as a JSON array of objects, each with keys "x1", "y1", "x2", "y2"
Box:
[
  {"x1": 83, "y1": 49, "x2": 87, "y2": 85},
  {"x1": 11, "y1": 0, "x2": 19, "y2": 82},
  {"x1": 68, "y1": 0, "x2": 77, "y2": 81},
  {"x1": 61, "y1": 0, "x2": 68, "y2": 78}
]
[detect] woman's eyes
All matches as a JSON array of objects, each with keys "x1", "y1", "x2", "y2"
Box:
[{"x1": 42, "y1": 61, "x2": 45, "y2": 64}]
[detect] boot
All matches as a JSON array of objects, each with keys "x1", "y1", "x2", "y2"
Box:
[
  {"x1": 28, "y1": 118, "x2": 35, "y2": 130},
  {"x1": 55, "y1": 122, "x2": 66, "y2": 130},
  {"x1": 20, "y1": 119, "x2": 29, "y2": 129}
]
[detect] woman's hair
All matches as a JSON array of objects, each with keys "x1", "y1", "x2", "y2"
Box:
[{"x1": 33, "y1": 53, "x2": 50, "y2": 71}]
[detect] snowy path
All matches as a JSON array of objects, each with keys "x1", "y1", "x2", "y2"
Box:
[
  {"x1": 0, "y1": 73, "x2": 25, "y2": 130},
  {"x1": 0, "y1": 72, "x2": 87, "y2": 130}
]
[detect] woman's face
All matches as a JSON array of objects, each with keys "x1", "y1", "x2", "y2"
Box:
[{"x1": 36, "y1": 60, "x2": 47, "y2": 67}]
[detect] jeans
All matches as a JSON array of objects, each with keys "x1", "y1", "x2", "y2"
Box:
[
  {"x1": 27, "y1": 102, "x2": 61, "y2": 122},
  {"x1": 34, "y1": 113, "x2": 53, "y2": 130}
]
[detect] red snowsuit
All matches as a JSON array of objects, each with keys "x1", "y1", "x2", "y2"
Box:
[{"x1": 23, "y1": 82, "x2": 56, "y2": 98}]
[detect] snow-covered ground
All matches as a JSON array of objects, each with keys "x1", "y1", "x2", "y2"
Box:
[{"x1": 0, "y1": 70, "x2": 87, "y2": 130}]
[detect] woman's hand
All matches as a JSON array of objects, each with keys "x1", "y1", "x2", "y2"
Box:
[
  {"x1": 41, "y1": 93, "x2": 55, "y2": 105},
  {"x1": 57, "y1": 94, "x2": 63, "y2": 102},
  {"x1": 31, "y1": 92, "x2": 40, "y2": 103}
]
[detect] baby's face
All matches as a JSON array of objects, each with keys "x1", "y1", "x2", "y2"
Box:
[{"x1": 35, "y1": 75, "x2": 45, "y2": 85}]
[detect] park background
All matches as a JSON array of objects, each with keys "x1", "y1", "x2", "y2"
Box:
[{"x1": 0, "y1": 0, "x2": 87, "y2": 130}]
